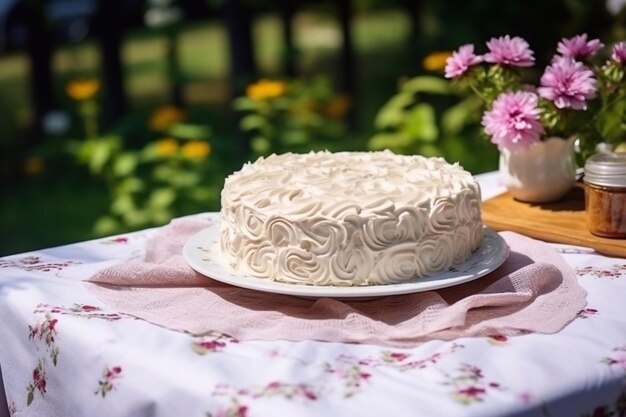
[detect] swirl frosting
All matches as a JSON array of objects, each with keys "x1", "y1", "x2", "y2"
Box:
[{"x1": 219, "y1": 150, "x2": 484, "y2": 286}]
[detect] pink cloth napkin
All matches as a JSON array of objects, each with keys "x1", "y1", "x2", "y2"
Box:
[{"x1": 85, "y1": 217, "x2": 587, "y2": 347}]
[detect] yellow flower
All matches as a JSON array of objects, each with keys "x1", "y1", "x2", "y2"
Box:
[
  {"x1": 422, "y1": 51, "x2": 452, "y2": 72},
  {"x1": 23, "y1": 156, "x2": 44, "y2": 175},
  {"x1": 181, "y1": 141, "x2": 211, "y2": 161},
  {"x1": 149, "y1": 105, "x2": 187, "y2": 132},
  {"x1": 155, "y1": 138, "x2": 179, "y2": 157},
  {"x1": 66, "y1": 78, "x2": 100, "y2": 101},
  {"x1": 246, "y1": 79, "x2": 287, "y2": 100},
  {"x1": 324, "y1": 95, "x2": 351, "y2": 119}
]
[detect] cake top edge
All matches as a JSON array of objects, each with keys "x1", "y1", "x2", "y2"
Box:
[{"x1": 221, "y1": 150, "x2": 480, "y2": 214}]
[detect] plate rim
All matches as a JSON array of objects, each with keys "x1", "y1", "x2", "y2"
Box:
[{"x1": 183, "y1": 225, "x2": 509, "y2": 298}]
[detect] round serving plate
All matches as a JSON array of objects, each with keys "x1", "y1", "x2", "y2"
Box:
[{"x1": 183, "y1": 225, "x2": 509, "y2": 299}]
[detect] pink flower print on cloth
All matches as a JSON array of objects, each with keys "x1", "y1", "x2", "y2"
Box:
[
  {"x1": 577, "y1": 308, "x2": 599, "y2": 319},
  {"x1": 192, "y1": 332, "x2": 239, "y2": 355},
  {"x1": 34, "y1": 303, "x2": 131, "y2": 321},
  {"x1": 95, "y1": 366, "x2": 123, "y2": 397},
  {"x1": 26, "y1": 360, "x2": 47, "y2": 406},
  {"x1": 0, "y1": 256, "x2": 80, "y2": 273},
  {"x1": 602, "y1": 346, "x2": 626, "y2": 371},
  {"x1": 209, "y1": 381, "x2": 319, "y2": 417},
  {"x1": 28, "y1": 313, "x2": 60, "y2": 366},
  {"x1": 442, "y1": 363, "x2": 503, "y2": 405},
  {"x1": 577, "y1": 264, "x2": 626, "y2": 279},
  {"x1": 100, "y1": 236, "x2": 129, "y2": 245}
]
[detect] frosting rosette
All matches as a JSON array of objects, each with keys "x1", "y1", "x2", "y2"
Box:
[{"x1": 219, "y1": 150, "x2": 483, "y2": 286}]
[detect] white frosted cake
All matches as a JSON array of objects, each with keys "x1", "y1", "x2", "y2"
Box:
[{"x1": 219, "y1": 150, "x2": 483, "y2": 286}]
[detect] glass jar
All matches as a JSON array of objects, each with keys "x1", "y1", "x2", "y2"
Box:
[{"x1": 583, "y1": 152, "x2": 626, "y2": 238}]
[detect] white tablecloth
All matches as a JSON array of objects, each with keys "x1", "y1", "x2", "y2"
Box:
[{"x1": 1, "y1": 172, "x2": 625, "y2": 417}]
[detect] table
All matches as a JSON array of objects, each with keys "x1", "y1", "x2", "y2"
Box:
[{"x1": 1, "y1": 172, "x2": 625, "y2": 417}]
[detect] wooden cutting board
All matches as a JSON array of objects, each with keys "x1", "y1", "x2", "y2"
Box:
[{"x1": 481, "y1": 184, "x2": 626, "y2": 258}]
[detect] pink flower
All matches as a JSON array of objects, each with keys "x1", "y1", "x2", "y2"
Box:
[
  {"x1": 105, "y1": 366, "x2": 123, "y2": 380},
  {"x1": 612, "y1": 42, "x2": 626, "y2": 64},
  {"x1": 47, "y1": 318, "x2": 58, "y2": 332},
  {"x1": 489, "y1": 335, "x2": 508, "y2": 342},
  {"x1": 537, "y1": 56, "x2": 597, "y2": 110},
  {"x1": 237, "y1": 405, "x2": 249, "y2": 417},
  {"x1": 266, "y1": 381, "x2": 282, "y2": 389},
  {"x1": 389, "y1": 352, "x2": 410, "y2": 361},
  {"x1": 198, "y1": 340, "x2": 226, "y2": 351},
  {"x1": 557, "y1": 34, "x2": 604, "y2": 59},
  {"x1": 444, "y1": 44, "x2": 483, "y2": 78},
  {"x1": 484, "y1": 35, "x2": 535, "y2": 67},
  {"x1": 303, "y1": 389, "x2": 317, "y2": 400},
  {"x1": 457, "y1": 386, "x2": 486, "y2": 397},
  {"x1": 32, "y1": 367, "x2": 47, "y2": 394},
  {"x1": 481, "y1": 91, "x2": 544, "y2": 151}
]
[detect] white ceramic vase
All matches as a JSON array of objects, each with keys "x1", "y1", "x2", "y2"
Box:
[{"x1": 498, "y1": 136, "x2": 577, "y2": 203}]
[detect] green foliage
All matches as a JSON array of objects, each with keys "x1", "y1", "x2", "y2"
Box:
[
  {"x1": 235, "y1": 76, "x2": 348, "y2": 157},
  {"x1": 69, "y1": 112, "x2": 217, "y2": 236},
  {"x1": 368, "y1": 75, "x2": 498, "y2": 172},
  {"x1": 593, "y1": 63, "x2": 626, "y2": 147}
]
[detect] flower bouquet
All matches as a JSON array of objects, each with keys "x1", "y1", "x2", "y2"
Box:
[
  {"x1": 445, "y1": 34, "x2": 626, "y2": 159},
  {"x1": 442, "y1": 34, "x2": 625, "y2": 202}
]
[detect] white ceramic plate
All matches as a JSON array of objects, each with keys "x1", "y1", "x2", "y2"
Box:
[{"x1": 183, "y1": 225, "x2": 509, "y2": 298}]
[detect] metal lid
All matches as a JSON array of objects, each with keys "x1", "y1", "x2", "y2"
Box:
[{"x1": 584, "y1": 152, "x2": 626, "y2": 187}]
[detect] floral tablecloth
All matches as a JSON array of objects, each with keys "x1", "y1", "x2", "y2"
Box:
[{"x1": 1, "y1": 172, "x2": 625, "y2": 417}]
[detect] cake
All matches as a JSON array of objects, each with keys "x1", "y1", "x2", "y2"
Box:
[{"x1": 219, "y1": 150, "x2": 483, "y2": 286}]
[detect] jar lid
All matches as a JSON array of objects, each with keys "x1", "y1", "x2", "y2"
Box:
[{"x1": 584, "y1": 152, "x2": 626, "y2": 187}]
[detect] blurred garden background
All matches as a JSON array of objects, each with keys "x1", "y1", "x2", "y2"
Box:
[{"x1": 0, "y1": 0, "x2": 624, "y2": 256}]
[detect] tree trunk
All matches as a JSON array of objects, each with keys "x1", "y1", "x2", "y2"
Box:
[
  {"x1": 279, "y1": 0, "x2": 297, "y2": 77},
  {"x1": 402, "y1": 0, "x2": 421, "y2": 72},
  {"x1": 96, "y1": 0, "x2": 127, "y2": 128},
  {"x1": 25, "y1": 0, "x2": 54, "y2": 144},
  {"x1": 223, "y1": 0, "x2": 257, "y2": 156},
  {"x1": 337, "y1": 0, "x2": 356, "y2": 130},
  {"x1": 166, "y1": 27, "x2": 184, "y2": 108}
]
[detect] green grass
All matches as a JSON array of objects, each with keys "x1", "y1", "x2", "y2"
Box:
[{"x1": 0, "y1": 174, "x2": 108, "y2": 256}]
